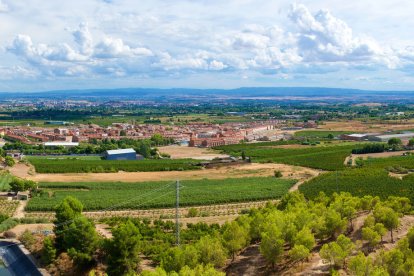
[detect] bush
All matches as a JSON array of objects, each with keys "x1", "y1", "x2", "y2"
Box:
[
  {"x1": 187, "y1": 208, "x2": 199, "y2": 218},
  {"x1": 274, "y1": 170, "x2": 283, "y2": 178},
  {"x1": 3, "y1": 230, "x2": 16, "y2": 239}
]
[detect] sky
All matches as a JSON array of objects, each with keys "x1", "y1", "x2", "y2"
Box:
[{"x1": 1, "y1": 0, "x2": 414, "y2": 92}]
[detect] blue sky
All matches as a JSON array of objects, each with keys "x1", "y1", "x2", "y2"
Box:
[{"x1": 1, "y1": 0, "x2": 414, "y2": 92}]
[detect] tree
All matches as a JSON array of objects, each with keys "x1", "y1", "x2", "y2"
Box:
[
  {"x1": 374, "y1": 206, "x2": 399, "y2": 243},
  {"x1": 320, "y1": 234, "x2": 354, "y2": 268},
  {"x1": 289, "y1": 244, "x2": 310, "y2": 267},
  {"x1": 409, "y1": 138, "x2": 414, "y2": 147},
  {"x1": 4, "y1": 156, "x2": 15, "y2": 167},
  {"x1": 222, "y1": 221, "x2": 249, "y2": 260},
  {"x1": 54, "y1": 196, "x2": 83, "y2": 249},
  {"x1": 151, "y1": 133, "x2": 165, "y2": 146},
  {"x1": 260, "y1": 225, "x2": 285, "y2": 269},
  {"x1": 9, "y1": 178, "x2": 36, "y2": 192},
  {"x1": 139, "y1": 142, "x2": 151, "y2": 158},
  {"x1": 120, "y1": 130, "x2": 127, "y2": 136},
  {"x1": 374, "y1": 223, "x2": 387, "y2": 243},
  {"x1": 323, "y1": 209, "x2": 347, "y2": 238},
  {"x1": 195, "y1": 236, "x2": 227, "y2": 268},
  {"x1": 241, "y1": 150, "x2": 246, "y2": 160},
  {"x1": 42, "y1": 237, "x2": 56, "y2": 265},
  {"x1": 388, "y1": 138, "x2": 402, "y2": 146},
  {"x1": 294, "y1": 227, "x2": 315, "y2": 251},
  {"x1": 274, "y1": 170, "x2": 282, "y2": 178},
  {"x1": 107, "y1": 220, "x2": 142, "y2": 276},
  {"x1": 361, "y1": 227, "x2": 381, "y2": 251},
  {"x1": 406, "y1": 227, "x2": 414, "y2": 251},
  {"x1": 348, "y1": 252, "x2": 373, "y2": 276},
  {"x1": 65, "y1": 216, "x2": 100, "y2": 266},
  {"x1": 327, "y1": 133, "x2": 334, "y2": 139}
]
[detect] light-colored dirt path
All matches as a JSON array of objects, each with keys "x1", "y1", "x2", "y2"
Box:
[
  {"x1": 13, "y1": 200, "x2": 28, "y2": 219},
  {"x1": 23, "y1": 163, "x2": 320, "y2": 183},
  {"x1": 96, "y1": 224, "x2": 112, "y2": 238},
  {"x1": 158, "y1": 145, "x2": 229, "y2": 160},
  {"x1": 8, "y1": 224, "x2": 53, "y2": 236}
]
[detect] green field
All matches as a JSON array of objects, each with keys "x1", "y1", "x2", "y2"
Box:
[
  {"x1": 216, "y1": 142, "x2": 364, "y2": 170},
  {"x1": 293, "y1": 130, "x2": 353, "y2": 138},
  {"x1": 26, "y1": 157, "x2": 202, "y2": 173},
  {"x1": 300, "y1": 155, "x2": 414, "y2": 201},
  {"x1": 26, "y1": 177, "x2": 296, "y2": 211}
]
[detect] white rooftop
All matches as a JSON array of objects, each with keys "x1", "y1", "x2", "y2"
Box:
[
  {"x1": 44, "y1": 142, "x2": 79, "y2": 146},
  {"x1": 105, "y1": 148, "x2": 136, "y2": 155}
]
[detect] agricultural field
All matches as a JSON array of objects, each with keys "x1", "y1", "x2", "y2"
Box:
[
  {"x1": 216, "y1": 141, "x2": 365, "y2": 170},
  {"x1": 26, "y1": 177, "x2": 296, "y2": 211},
  {"x1": 300, "y1": 155, "x2": 414, "y2": 201},
  {"x1": 0, "y1": 199, "x2": 19, "y2": 217},
  {"x1": 293, "y1": 130, "x2": 353, "y2": 138},
  {"x1": 26, "y1": 156, "x2": 202, "y2": 173}
]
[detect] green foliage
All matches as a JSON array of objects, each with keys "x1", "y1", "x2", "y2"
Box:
[
  {"x1": 54, "y1": 196, "x2": 100, "y2": 266},
  {"x1": 320, "y1": 234, "x2": 354, "y2": 268},
  {"x1": 373, "y1": 206, "x2": 399, "y2": 243},
  {"x1": 4, "y1": 156, "x2": 15, "y2": 167},
  {"x1": 260, "y1": 224, "x2": 285, "y2": 268},
  {"x1": 222, "y1": 221, "x2": 249, "y2": 260},
  {"x1": 348, "y1": 252, "x2": 374, "y2": 276},
  {"x1": 107, "y1": 220, "x2": 142, "y2": 276},
  {"x1": 294, "y1": 227, "x2": 315, "y2": 250},
  {"x1": 42, "y1": 237, "x2": 56, "y2": 265},
  {"x1": 195, "y1": 236, "x2": 227, "y2": 268},
  {"x1": 9, "y1": 177, "x2": 36, "y2": 192},
  {"x1": 27, "y1": 177, "x2": 295, "y2": 211},
  {"x1": 274, "y1": 170, "x2": 282, "y2": 178},
  {"x1": 388, "y1": 138, "x2": 402, "y2": 146},
  {"x1": 361, "y1": 227, "x2": 381, "y2": 251},
  {"x1": 289, "y1": 244, "x2": 310, "y2": 264}
]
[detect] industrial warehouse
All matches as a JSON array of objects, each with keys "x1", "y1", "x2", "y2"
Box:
[{"x1": 103, "y1": 148, "x2": 144, "y2": 160}]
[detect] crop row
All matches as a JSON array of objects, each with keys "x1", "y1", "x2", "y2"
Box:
[
  {"x1": 300, "y1": 155, "x2": 414, "y2": 201},
  {"x1": 27, "y1": 157, "x2": 202, "y2": 173},
  {"x1": 217, "y1": 142, "x2": 362, "y2": 170},
  {"x1": 26, "y1": 177, "x2": 295, "y2": 211}
]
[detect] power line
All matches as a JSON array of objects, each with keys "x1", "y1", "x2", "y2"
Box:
[{"x1": 175, "y1": 179, "x2": 180, "y2": 246}]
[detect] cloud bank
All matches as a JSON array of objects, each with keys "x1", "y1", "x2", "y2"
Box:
[{"x1": 1, "y1": 1, "x2": 414, "y2": 90}]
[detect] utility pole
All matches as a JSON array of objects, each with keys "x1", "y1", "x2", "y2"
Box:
[
  {"x1": 175, "y1": 180, "x2": 180, "y2": 246},
  {"x1": 336, "y1": 170, "x2": 338, "y2": 193}
]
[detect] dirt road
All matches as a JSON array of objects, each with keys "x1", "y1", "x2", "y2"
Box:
[{"x1": 14, "y1": 163, "x2": 320, "y2": 183}]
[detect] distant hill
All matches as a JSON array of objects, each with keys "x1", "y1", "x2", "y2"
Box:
[{"x1": 0, "y1": 87, "x2": 413, "y2": 103}]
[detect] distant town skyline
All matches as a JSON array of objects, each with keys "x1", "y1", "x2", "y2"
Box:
[{"x1": 1, "y1": 0, "x2": 414, "y2": 92}]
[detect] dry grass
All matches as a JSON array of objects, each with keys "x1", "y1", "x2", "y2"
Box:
[
  {"x1": 159, "y1": 145, "x2": 229, "y2": 160},
  {"x1": 15, "y1": 163, "x2": 320, "y2": 183}
]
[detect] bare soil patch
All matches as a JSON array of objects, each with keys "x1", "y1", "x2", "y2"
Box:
[
  {"x1": 8, "y1": 162, "x2": 33, "y2": 178},
  {"x1": 27, "y1": 163, "x2": 320, "y2": 183},
  {"x1": 317, "y1": 120, "x2": 414, "y2": 132},
  {"x1": 159, "y1": 145, "x2": 229, "y2": 160},
  {"x1": 8, "y1": 223, "x2": 53, "y2": 236}
]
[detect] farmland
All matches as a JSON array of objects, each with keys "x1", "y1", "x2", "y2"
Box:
[
  {"x1": 293, "y1": 130, "x2": 353, "y2": 138},
  {"x1": 26, "y1": 156, "x2": 202, "y2": 173},
  {"x1": 300, "y1": 155, "x2": 414, "y2": 201},
  {"x1": 216, "y1": 142, "x2": 364, "y2": 170},
  {"x1": 26, "y1": 177, "x2": 296, "y2": 211}
]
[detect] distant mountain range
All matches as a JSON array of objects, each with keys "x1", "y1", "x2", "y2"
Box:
[{"x1": 1, "y1": 87, "x2": 414, "y2": 103}]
